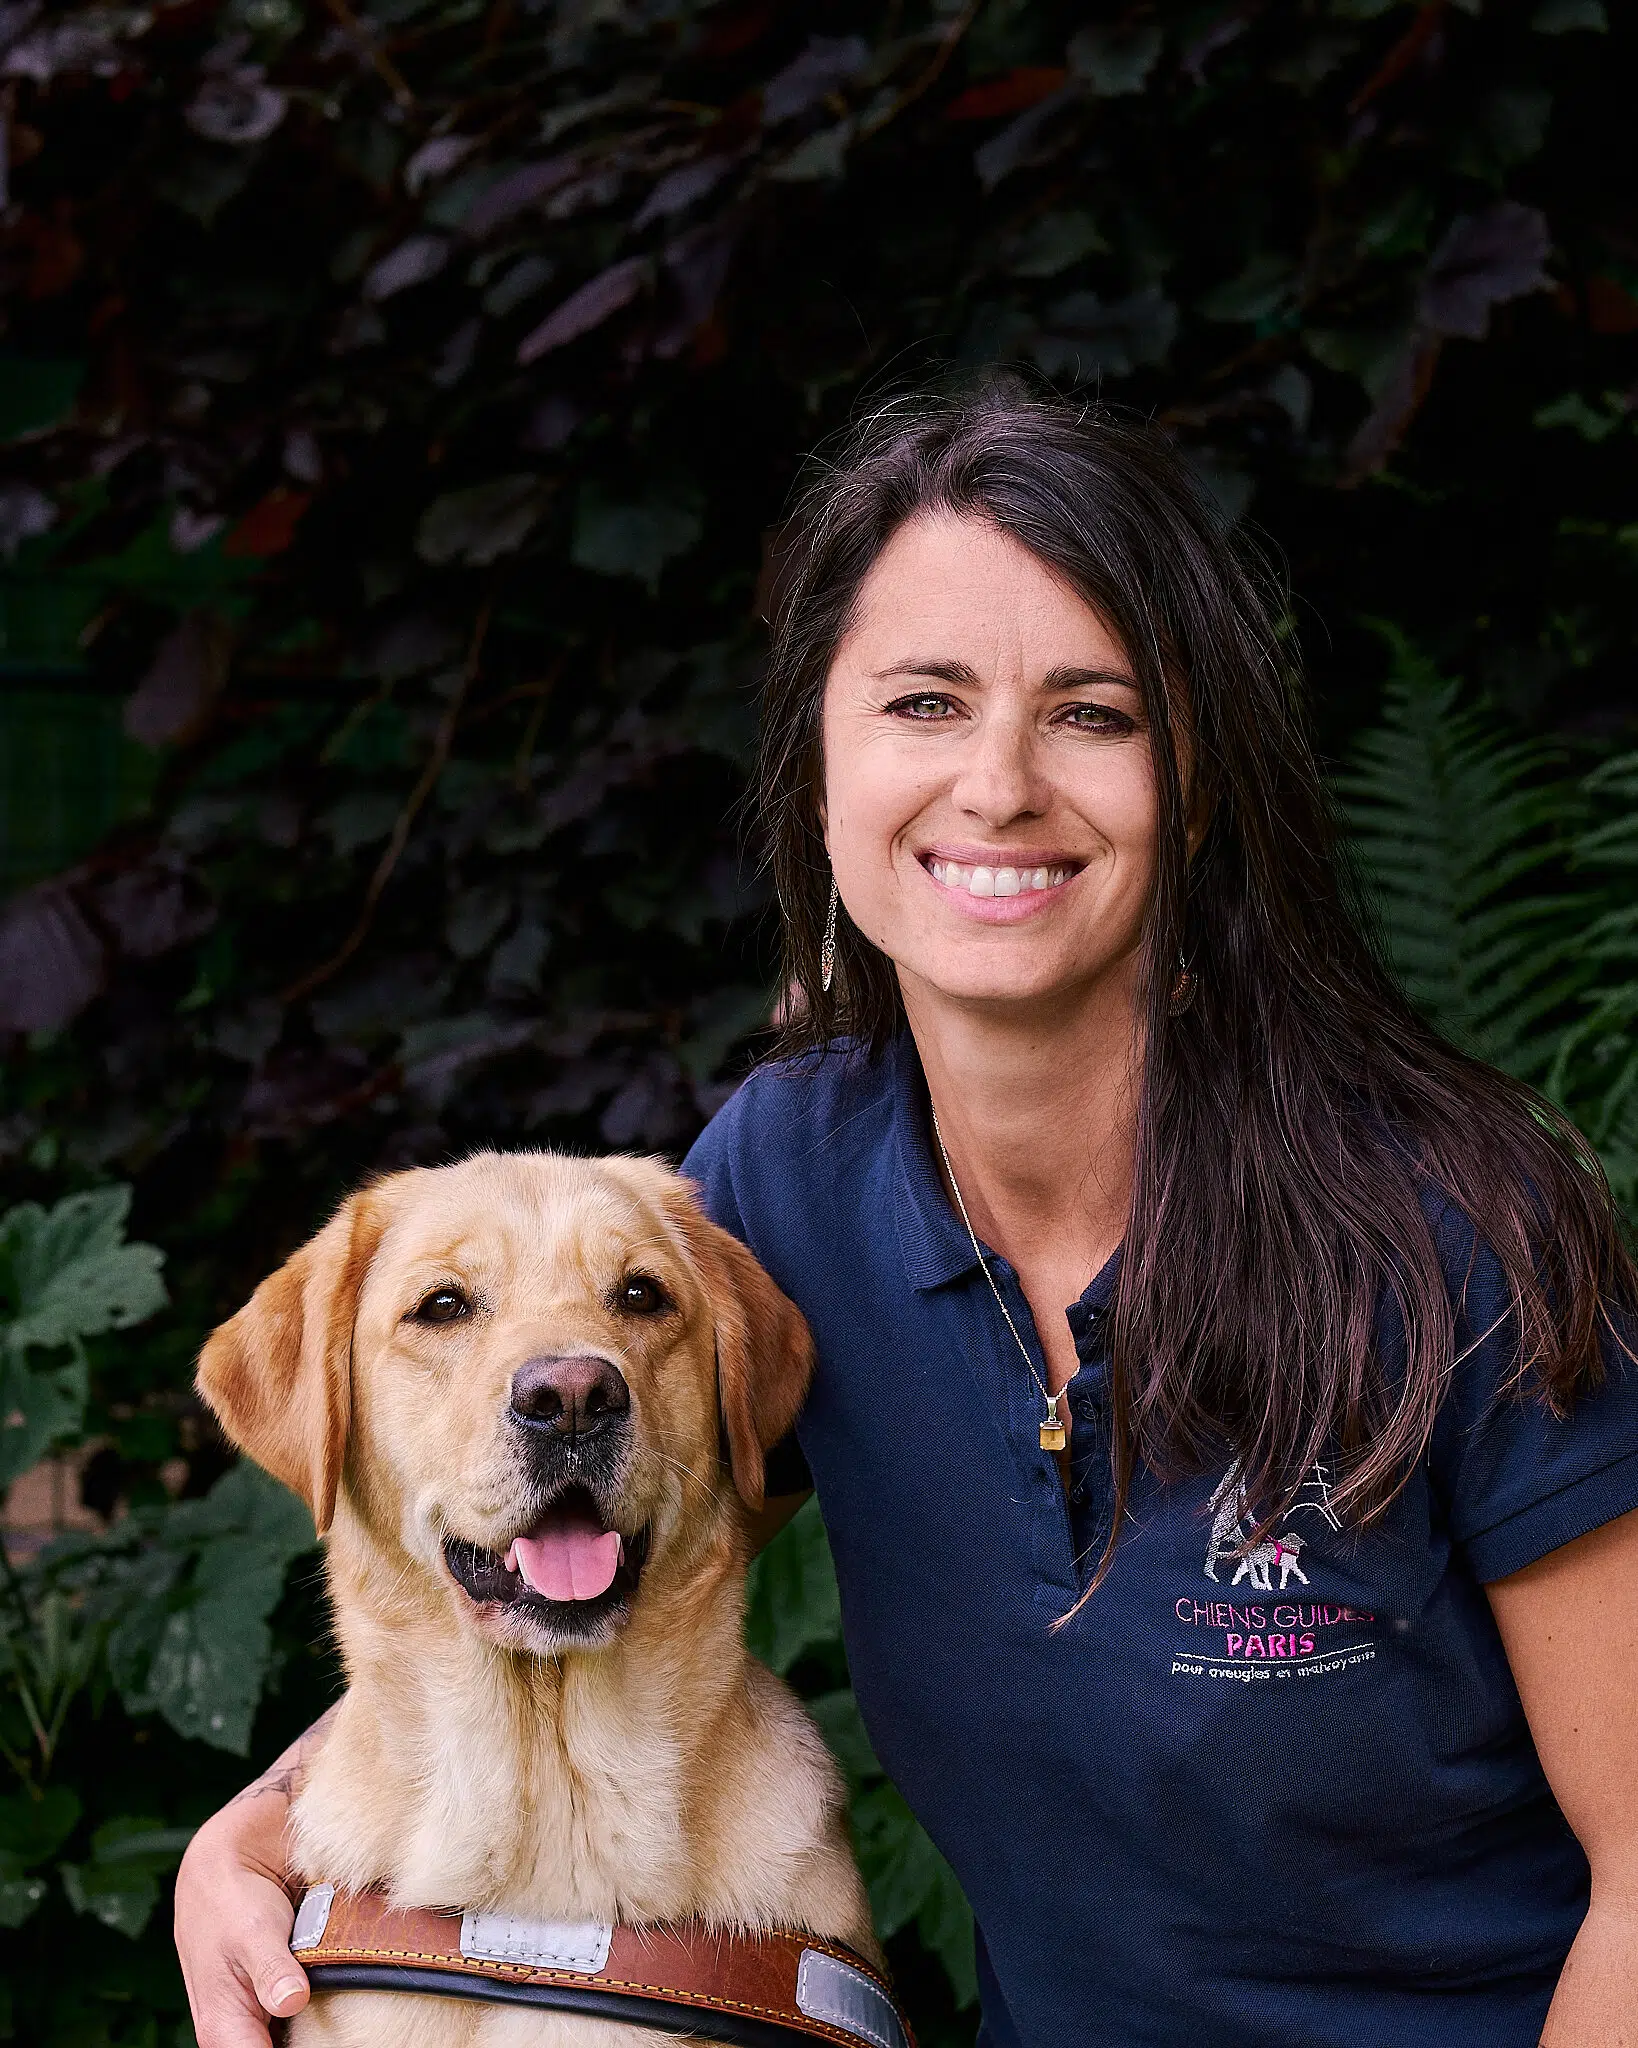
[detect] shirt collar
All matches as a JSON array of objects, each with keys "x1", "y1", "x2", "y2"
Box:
[
  {"x1": 887, "y1": 1029, "x2": 1125, "y2": 1324},
  {"x1": 889, "y1": 1032, "x2": 987, "y2": 1293}
]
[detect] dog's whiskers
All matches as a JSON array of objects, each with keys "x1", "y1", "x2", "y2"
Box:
[{"x1": 640, "y1": 1444, "x2": 718, "y2": 1501}]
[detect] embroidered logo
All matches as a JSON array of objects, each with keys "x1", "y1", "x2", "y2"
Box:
[{"x1": 1169, "y1": 1460, "x2": 1376, "y2": 1684}]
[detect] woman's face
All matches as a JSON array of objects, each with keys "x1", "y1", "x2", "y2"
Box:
[{"x1": 821, "y1": 510, "x2": 1162, "y2": 1020}]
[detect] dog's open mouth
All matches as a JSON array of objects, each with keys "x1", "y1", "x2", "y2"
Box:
[{"x1": 443, "y1": 1489, "x2": 650, "y2": 1623}]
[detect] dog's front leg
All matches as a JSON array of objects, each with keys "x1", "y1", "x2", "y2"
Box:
[
  {"x1": 479, "y1": 2009, "x2": 705, "y2": 2048},
  {"x1": 290, "y1": 1987, "x2": 483, "y2": 2048}
]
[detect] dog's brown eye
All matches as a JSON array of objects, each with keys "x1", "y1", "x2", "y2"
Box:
[
  {"x1": 410, "y1": 1285, "x2": 470, "y2": 1325},
  {"x1": 616, "y1": 1273, "x2": 670, "y2": 1317}
]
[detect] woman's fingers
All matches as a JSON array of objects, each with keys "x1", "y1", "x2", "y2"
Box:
[{"x1": 174, "y1": 1815, "x2": 307, "y2": 2048}]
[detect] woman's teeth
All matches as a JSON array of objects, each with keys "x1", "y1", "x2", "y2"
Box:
[{"x1": 927, "y1": 861, "x2": 1071, "y2": 899}]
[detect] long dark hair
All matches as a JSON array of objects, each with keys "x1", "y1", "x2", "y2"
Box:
[{"x1": 754, "y1": 374, "x2": 1635, "y2": 1557}]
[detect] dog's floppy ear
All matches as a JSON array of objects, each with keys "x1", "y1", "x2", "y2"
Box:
[
  {"x1": 673, "y1": 1194, "x2": 814, "y2": 1510},
  {"x1": 196, "y1": 1192, "x2": 383, "y2": 1534}
]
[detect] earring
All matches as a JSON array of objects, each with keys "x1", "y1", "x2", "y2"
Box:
[
  {"x1": 1168, "y1": 950, "x2": 1197, "y2": 1016},
  {"x1": 820, "y1": 881, "x2": 839, "y2": 994}
]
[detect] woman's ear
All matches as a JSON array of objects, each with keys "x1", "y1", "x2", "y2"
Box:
[
  {"x1": 673, "y1": 1191, "x2": 815, "y2": 1509},
  {"x1": 196, "y1": 1191, "x2": 384, "y2": 1534}
]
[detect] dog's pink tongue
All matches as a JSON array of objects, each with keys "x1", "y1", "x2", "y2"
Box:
[{"x1": 510, "y1": 1510, "x2": 622, "y2": 1602}]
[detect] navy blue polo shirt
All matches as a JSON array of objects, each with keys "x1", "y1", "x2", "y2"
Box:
[{"x1": 683, "y1": 1034, "x2": 1638, "y2": 2048}]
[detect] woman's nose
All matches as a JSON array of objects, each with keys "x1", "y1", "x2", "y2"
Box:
[{"x1": 951, "y1": 708, "x2": 1050, "y2": 824}]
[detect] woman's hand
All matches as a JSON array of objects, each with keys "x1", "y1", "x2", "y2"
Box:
[
  {"x1": 1489, "y1": 1508, "x2": 1638, "y2": 2046},
  {"x1": 174, "y1": 1706, "x2": 337, "y2": 2048}
]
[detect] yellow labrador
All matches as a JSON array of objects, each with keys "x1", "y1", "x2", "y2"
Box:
[{"x1": 198, "y1": 1149, "x2": 875, "y2": 2046}]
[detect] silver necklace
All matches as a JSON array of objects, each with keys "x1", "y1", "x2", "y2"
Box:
[{"x1": 930, "y1": 1107, "x2": 1067, "y2": 1453}]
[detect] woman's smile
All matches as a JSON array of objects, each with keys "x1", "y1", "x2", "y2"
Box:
[{"x1": 917, "y1": 847, "x2": 1081, "y2": 921}]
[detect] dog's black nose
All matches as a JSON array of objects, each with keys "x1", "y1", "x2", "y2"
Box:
[{"x1": 509, "y1": 1355, "x2": 630, "y2": 1440}]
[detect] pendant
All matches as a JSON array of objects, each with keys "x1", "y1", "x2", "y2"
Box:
[{"x1": 1039, "y1": 1395, "x2": 1066, "y2": 1454}]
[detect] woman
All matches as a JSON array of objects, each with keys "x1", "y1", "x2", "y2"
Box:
[{"x1": 176, "y1": 383, "x2": 1638, "y2": 2047}]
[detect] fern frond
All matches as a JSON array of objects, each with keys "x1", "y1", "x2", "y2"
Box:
[
  {"x1": 1337, "y1": 627, "x2": 1590, "y2": 1081},
  {"x1": 1549, "y1": 754, "x2": 1638, "y2": 1216}
]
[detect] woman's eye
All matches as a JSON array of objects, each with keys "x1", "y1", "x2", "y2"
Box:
[
  {"x1": 1058, "y1": 702, "x2": 1136, "y2": 735},
  {"x1": 885, "y1": 692, "x2": 960, "y2": 721},
  {"x1": 410, "y1": 1286, "x2": 471, "y2": 1325},
  {"x1": 616, "y1": 1273, "x2": 671, "y2": 1316}
]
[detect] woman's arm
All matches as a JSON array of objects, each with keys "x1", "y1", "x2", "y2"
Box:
[
  {"x1": 1488, "y1": 1505, "x2": 1638, "y2": 2047},
  {"x1": 173, "y1": 1703, "x2": 338, "y2": 2048}
]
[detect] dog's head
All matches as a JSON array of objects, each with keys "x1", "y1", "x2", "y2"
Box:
[{"x1": 196, "y1": 1151, "x2": 812, "y2": 1655}]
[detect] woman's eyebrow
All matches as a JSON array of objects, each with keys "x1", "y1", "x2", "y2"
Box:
[
  {"x1": 875, "y1": 657, "x2": 981, "y2": 685},
  {"x1": 875, "y1": 657, "x2": 1137, "y2": 692}
]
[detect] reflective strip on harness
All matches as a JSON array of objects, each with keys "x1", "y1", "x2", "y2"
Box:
[
  {"x1": 459, "y1": 1912, "x2": 613, "y2": 1973},
  {"x1": 796, "y1": 1949, "x2": 909, "y2": 2048}
]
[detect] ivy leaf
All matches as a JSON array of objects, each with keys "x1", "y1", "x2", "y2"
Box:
[
  {"x1": 1199, "y1": 254, "x2": 1300, "y2": 326},
  {"x1": 1033, "y1": 287, "x2": 1178, "y2": 378},
  {"x1": 1067, "y1": 23, "x2": 1163, "y2": 96},
  {"x1": 571, "y1": 482, "x2": 703, "y2": 590},
  {"x1": 416, "y1": 475, "x2": 548, "y2": 566}
]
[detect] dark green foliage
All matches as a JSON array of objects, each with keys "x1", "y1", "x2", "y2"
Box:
[{"x1": 0, "y1": 0, "x2": 1635, "y2": 2038}]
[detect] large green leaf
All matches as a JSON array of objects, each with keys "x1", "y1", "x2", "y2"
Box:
[
  {"x1": 0, "y1": 1347, "x2": 88, "y2": 1491},
  {"x1": 0, "y1": 1189, "x2": 167, "y2": 1488},
  {"x1": 60, "y1": 1816, "x2": 192, "y2": 1940},
  {"x1": 107, "y1": 1464, "x2": 316, "y2": 1754},
  {"x1": 0, "y1": 1189, "x2": 168, "y2": 1355},
  {"x1": 854, "y1": 1782, "x2": 978, "y2": 2008},
  {"x1": 744, "y1": 1498, "x2": 842, "y2": 1676}
]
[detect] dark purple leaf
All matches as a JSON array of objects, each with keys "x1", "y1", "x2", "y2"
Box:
[
  {"x1": 522, "y1": 395, "x2": 581, "y2": 451},
  {"x1": 93, "y1": 864, "x2": 215, "y2": 961},
  {"x1": 0, "y1": 480, "x2": 55, "y2": 557},
  {"x1": 185, "y1": 69, "x2": 287, "y2": 146},
  {"x1": 762, "y1": 35, "x2": 869, "y2": 124},
  {"x1": 361, "y1": 612, "x2": 462, "y2": 681},
  {"x1": 123, "y1": 611, "x2": 232, "y2": 749},
  {"x1": 1417, "y1": 203, "x2": 1553, "y2": 340},
  {"x1": 633, "y1": 155, "x2": 735, "y2": 230},
  {"x1": 1342, "y1": 333, "x2": 1443, "y2": 481},
  {"x1": 364, "y1": 234, "x2": 450, "y2": 302},
  {"x1": 973, "y1": 86, "x2": 1083, "y2": 192},
  {"x1": 243, "y1": 1046, "x2": 371, "y2": 1136},
  {"x1": 599, "y1": 1052, "x2": 690, "y2": 1146},
  {"x1": 0, "y1": 883, "x2": 105, "y2": 1033},
  {"x1": 516, "y1": 257, "x2": 648, "y2": 364},
  {"x1": 404, "y1": 133, "x2": 479, "y2": 194},
  {"x1": 464, "y1": 156, "x2": 582, "y2": 237},
  {"x1": 652, "y1": 219, "x2": 739, "y2": 358}
]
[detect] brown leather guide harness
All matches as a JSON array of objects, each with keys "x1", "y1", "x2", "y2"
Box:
[{"x1": 290, "y1": 1884, "x2": 916, "y2": 2048}]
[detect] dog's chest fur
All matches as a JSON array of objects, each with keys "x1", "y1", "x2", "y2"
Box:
[{"x1": 285, "y1": 1566, "x2": 870, "y2": 2046}]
